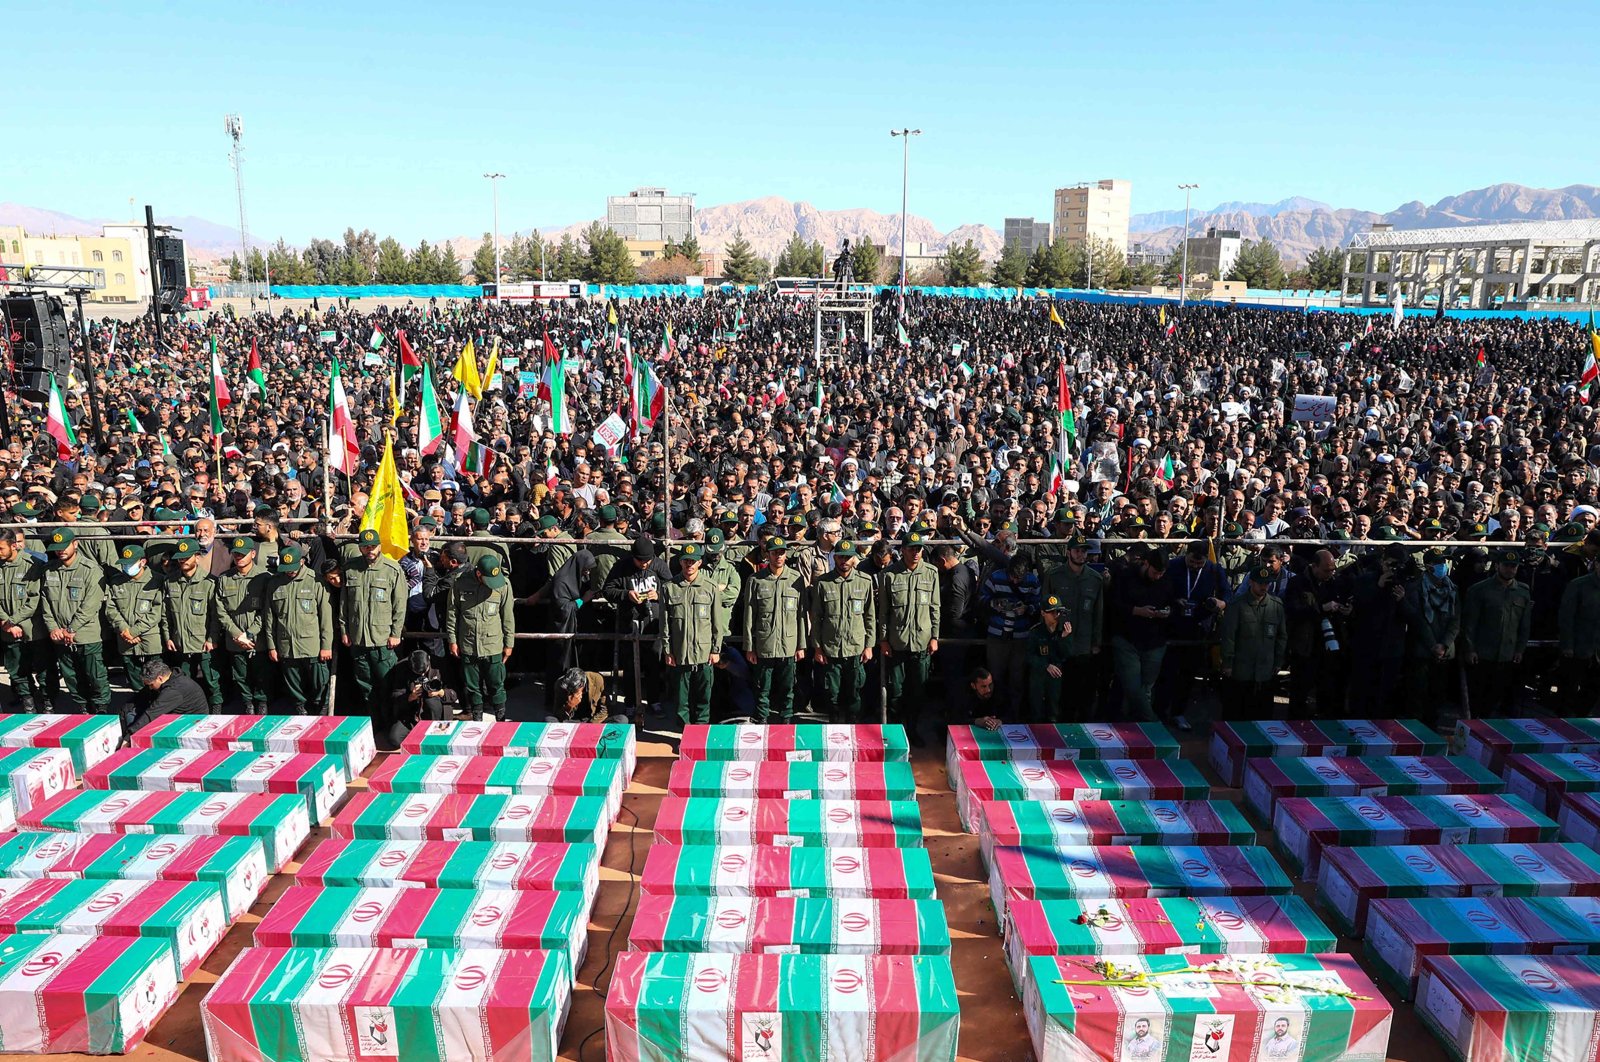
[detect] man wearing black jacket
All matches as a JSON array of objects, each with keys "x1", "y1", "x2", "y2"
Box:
[
  {"x1": 933, "y1": 544, "x2": 976, "y2": 705},
  {"x1": 1108, "y1": 546, "x2": 1177, "y2": 723},
  {"x1": 603, "y1": 538, "x2": 671, "y2": 710}
]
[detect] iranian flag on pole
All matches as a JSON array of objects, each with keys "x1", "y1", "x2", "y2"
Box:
[
  {"x1": 627, "y1": 354, "x2": 665, "y2": 439},
  {"x1": 1581, "y1": 309, "x2": 1600, "y2": 403},
  {"x1": 327, "y1": 357, "x2": 360, "y2": 476},
  {"x1": 209, "y1": 337, "x2": 231, "y2": 424},
  {"x1": 450, "y1": 390, "x2": 492, "y2": 476},
  {"x1": 246, "y1": 340, "x2": 266, "y2": 400},
  {"x1": 416, "y1": 360, "x2": 445, "y2": 456},
  {"x1": 1056, "y1": 361, "x2": 1075, "y2": 467},
  {"x1": 44, "y1": 376, "x2": 79, "y2": 460}
]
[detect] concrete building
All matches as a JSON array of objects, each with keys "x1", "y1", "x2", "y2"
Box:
[
  {"x1": 1003, "y1": 217, "x2": 1051, "y2": 258},
  {"x1": 1183, "y1": 227, "x2": 1243, "y2": 281},
  {"x1": 0, "y1": 224, "x2": 146, "y2": 302},
  {"x1": 1343, "y1": 220, "x2": 1600, "y2": 309},
  {"x1": 1052, "y1": 179, "x2": 1132, "y2": 253},
  {"x1": 606, "y1": 187, "x2": 695, "y2": 244}
]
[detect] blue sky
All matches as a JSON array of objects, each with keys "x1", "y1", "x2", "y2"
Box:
[{"x1": 9, "y1": 0, "x2": 1592, "y2": 243}]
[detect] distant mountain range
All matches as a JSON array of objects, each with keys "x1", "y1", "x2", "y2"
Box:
[{"x1": 6, "y1": 183, "x2": 1599, "y2": 270}]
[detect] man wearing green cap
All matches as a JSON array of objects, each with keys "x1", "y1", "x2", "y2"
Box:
[
  {"x1": 662, "y1": 542, "x2": 725, "y2": 726},
  {"x1": 1560, "y1": 554, "x2": 1600, "y2": 712},
  {"x1": 1461, "y1": 547, "x2": 1531, "y2": 715},
  {"x1": 1217, "y1": 566, "x2": 1287, "y2": 720},
  {"x1": 163, "y1": 537, "x2": 221, "y2": 711},
  {"x1": 340, "y1": 528, "x2": 407, "y2": 712},
  {"x1": 1025, "y1": 595, "x2": 1073, "y2": 723},
  {"x1": 742, "y1": 536, "x2": 808, "y2": 723},
  {"x1": 216, "y1": 537, "x2": 272, "y2": 714},
  {"x1": 466, "y1": 508, "x2": 513, "y2": 575},
  {"x1": 447, "y1": 556, "x2": 516, "y2": 722},
  {"x1": 702, "y1": 529, "x2": 744, "y2": 710},
  {"x1": 262, "y1": 546, "x2": 333, "y2": 715},
  {"x1": 41, "y1": 528, "x2": 110, "y2": 715},
  {"x1": 54, "y1": 494, "x2": 115, "y2": 574},
  {"x1": 586, "y1": 504, "x2": 630, "y2": 591},
  {"x1": 0, "y1": 529, "x2": 49, "y2": 712},
  {"x1": 104, "y1": 543, "x2": 166, "y2": 700},
  {"x1": 809, "y1": 540, "x2": 876, "y2": 723},
  {"x1": 878, "y1": 530, "x2": 941, "y2": 746},
  {"x1": 1043, "y1": 533, "x2": 1105, "y2": 719}
]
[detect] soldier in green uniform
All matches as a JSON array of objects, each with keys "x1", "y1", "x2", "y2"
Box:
[
  {"x1": 586, "y1": 504, "x2": 631, "y2": 591},
  {"x1": 808, "y1": 540, "x2": 877, "y2": 723},
  {"x1": 262, "y1": 546, "x2": 333, "y2": 715},
  {"x1": 0, "y1": 529, "x2": 49, "y2": 712},
  {"x1": 215, "y1": 536, "x2": 272, "y2": 714},
  {"x1": 877, "y1": 529, "x2": 941, "y2": 747},
  {"x1": 340, "y1": 528, "x2": 407, "y2": 712},
  {"x1": 104, "y1": 544, "x2": 166, "y2": 699},
  {"x1": 662, "y1": 542, "x2": 725, "y2": 726},
  {"x1": 447, "y1": 555, "x2": 516, "y2": 722},
  {"x1": 466, "y1": 508, "x2": 514, "y2": 573},
  {"x1": 1461, "y1": 547, "x2": 1532, "y2": 716},
  {"x1": 1559, "y1": 555, "x2": 1600, "y2": 712},
  {"x1": 741, "y1": 537, "x2": 808, "y2": 723},
  {"x1": 164, "y1": 537, "x2": 221, "y2": 711},
  {"x1": 701, "y1": 527, "x2": 745, "y2": 714},
  {"x1": 1026, "y1": 595, "x2": 1073, "y2": 723},
  {"x1": 1043, "y1": 533, "x2": 1106, "y2": 720},
  {"x1": 1217, "y1": 566, "x2": 1288, "y2": 720},
  {"x1": 54, "y1": 494, "x2": 116, "y2": 573},
  {"x1": 41, "y1": 529, "x2": 110, "y2": 714}
]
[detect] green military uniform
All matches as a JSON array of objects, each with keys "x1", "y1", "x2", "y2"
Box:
[
  {"x1": 1560, "y1": 570, "x2": 1600, "y2": 709},
  {"x1": 261, "y1": 547, "x2": 332, "y2": 714},
  {"x1": 1025, "y1": 599, "x2": 1074, "y2": 724},
  {"x1": 877, "y1": 532, "x2": 942, "y2": 738},
  {"x1": 215, "y1": 537, "x2": 272, "y2": 713},
  {"x1": 1045, "y1": 555, "x2": 1106, "y2": 659},
  {"x1": 0, "y1": 544, "x2": 49, "y2": 711},
  {"x1": 1218, "y1": 571, "x2": 1288, "y2": 720},
  {"x1": 164, "y1": 540, "x2": 221, "y2": 709},
  {"x1": 741, "y1": 541, "x2": 808, "y2": 723},
  {"x1": 465, "y1": 511, "x2": 514, "y2": 573},
  {"x1": 662, "y1": 543, "x2": 726, "y2": 725},
  {"x1": 809, "y1": 543, "x2": 877, "y2": 722},
  {"x1": 64, "y1": 516, "x2": 117, "y2": 574},
  {"x1": 447, "y1": 556, "x2": 517, "y2": 720},
  {"x1": 339, "y1": 531, "x2": 407, "y2": 709},
  {"x1": 1461, "y1": 553, "x2": 1533, "y2": 716},
  {"x1": 104, "y1": 544, "x2": 166, "y2": 695},
  {"x1": 585, "y1": 513, "x2": 631, "y2": 592},
  {"x1": 40, "y1": 530, "x2": 110, "y2": 713}
]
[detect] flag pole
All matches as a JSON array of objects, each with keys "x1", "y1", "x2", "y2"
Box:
[{"x1": 661, "y1": 386, "x2": 672, "y2": 563}]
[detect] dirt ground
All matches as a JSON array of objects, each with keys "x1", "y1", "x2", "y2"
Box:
[{"x1": 6, "y1": 732, "x2": 1452, "y2": 1062}]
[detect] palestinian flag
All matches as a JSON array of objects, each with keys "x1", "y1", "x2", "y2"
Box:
[
  {"x1": 1272, "y1": 793, "x2": 1555, "y2": 879},
  {"x1": 0, "y1": 831, "x2": 270, "y2": 920},
  {"x1": 1209, "y1": 719, "x2": 1446, "y2": 787},
  {"x1": 951, "y1": 758, "x2": 1211, "y2": 833},
  {"x1": 366, "y1": 754, "x2": 625, "y2": 819},
  {"x1": 86, "y1": 747, "x2": 347, "y2": 823},
  {"x1": 639, "y1": 845, "x2": 937, "y2": 899},
  {"x1": 0, "y1": 713, "x2": 119, "y2": 774},
  {"x1": 544, "y1": 351, "x2": 572, "y2": 434},
  {"x1": 246, "y1": 339, "x2": 266, "y2": 400},
  {"x1": 651, "y1": 798, "x2": 923, "y2": 848},
  {"x1": 1056, "y1": 360, "x2": 1075, "y2": 463},
  {"x1": 368, "y1": 327, "x2": 384, "y2": 351},
  {"x1": 126, "y1": 409, "x2": 146, "y2": 434},
  {"x1": 664, "y1": 761, "x2": 917, "y2": 802},
  {"x1": 295, "y1": 838, "x2": 600, "y2": 898},
  {"x1": 327, "y1": 357, "x2": 360, "y2": 476},
  {"x1": 400, "y1": 720, "x2": 636, "y2": 773},
  {"x1": 679, "y1": 724, "x2": 909, "y2": 763},
  {"x1": 0, "y1": 877, "x2": 227, "y2": 981},
  {"x1": 1458, "y1": 717, "x2": 1600, "y2": 772},
  {"x1": 896, "y1": 318, "x2": 910, "y2": 345},
  {"x1": 1241, "y1": 753, "x2": 1504, "y2": 822},
  {"x1": 450, "y1": 389, "x2": 492, "y2": 476},
  {"x1": 398, "y1": 329, "x2": 422, "y2": 388},
  {"x1": 18, "y1": 788, "x2": 310, "y2": 872},
  {"x1": 208, "y1": 337, "x2": 231, "y2": 444},
  {"x1": 416, "y1": 359, "x2": 445, "y2": 456},
  {"x1": 605, "y1": 952, "x2": 959, "y2": 1062},
  {"x1": 977, "y1": 799, "x2": 1256, "y2": 871},
  {"x1": 131, "y1": 713, "x2": 376, "y2": 781},
  {"x1": 1504, "y1": 752, "x2": 1600, "y2": 816},
  {"x1": 626, "y1": 895, "x2": 952, "y2": 955},
  {"x1": 44, "y1": 375, "x2": 79, "y2": 460},
  {"x1": 330, "y1": 792, "x2": 613, "y2": 848},
  {"x1": 0, "y1": 747, "x2": 75, "y2": 821},
  {"x1": 201, "y1": 946, "x2": 570, "y2": 1062},
  {"x1": 0, "y1": 932, "x2": 181, "y2": 1054}
]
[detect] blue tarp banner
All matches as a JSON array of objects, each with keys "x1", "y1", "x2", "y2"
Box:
[{"x1": 269, "y1": 284, "x2": 484, "y2": 299}]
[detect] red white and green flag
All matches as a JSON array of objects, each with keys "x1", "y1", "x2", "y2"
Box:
[
  {"x1": 625, "y1": 354, "x2": 665, "y2": 440},
  {"x1": 953, "y1": 757, "x2": 1210, "y2": 832},
  {"x1": 1211, "y1": 718, "x2": 1448, "y2": 787},
  {"x1": 416, "y1": 360, "x2": 445, "y2": 456},
  {"x1": 639, "y1": 845, "x2": 937, "y2": 899},
  {"x1": 0, "y1": 931, "x2": 181, "y2": 1054},
  {"x1": 1581, "y1": 309, "x2": 1600, "y2": 403},
  {"x1": 86, "y1": 747, "x2": 347, "y2": 824},
  {"x1": 365, "y1": 753, "x2": 624, "y2": 817},
  {"x1": 208, "y1": 338, "x2": 231, "y2": 446},
  {"x1": 0, "y1": 746, "x2": 74, "y2": 819},
  {"x1": 978, "y1": 799, "x2": 1255, "y2": 864},
  {"x1": 130, "y1": 714, "x2": 376, "y2": 781},
  {"x1": 246, "y1": 339, "x2": 266, "y2": 401},
  {"x1": 330, "y1": 791, "x2": 613, "y2": 848},
  {"x1": 1475, "y1": 345, "x2": 1488, "y2": 370},
  {"x1": 988, "y1": 844, "x2": 1293, "y2": 920},
  {"x1": 296, "y1": 837, "x2": 600, "y2": 895},
  {"x1": 679, "y1": 724, "x2": 909, "y2": 763},
  {"x1": 948, "y1": 721, "x2": 1180, "y2": 764},
  {"x1": 449, "y1": 389, "x2": 491, "y2": 476},
  {"x1": 0, "y1": 712, "x2": 120, "y2": 774},
  {"x1": 544, "y1": 352, "x2": 573, "y2": 434},
  {"x1": 44, "y1": 375, "x2": 78, "y2": 460},
  {"x1": 1242, "y1": 755, "x2": 1504, "y2": 824},
  {"x1": 400, "y1": 719, "x2": 636, "y2": 767},
  {"x1": 664, "y1": 760, "x2": 918, "y2": 801},
  {"x1": 1056, "y1": 361, "x2": 1076, "y2": 465},
  {"x1": 327, "y1": 356, "x2": 360, "y2": 475},
  {"x1": 651, "y1": 797, "x2": 923, "y2": 848},
  {"x1": 397, "y1": 330, "x2": 422, "y2": 389},
  {"x1": 1371, "y1": 897, "x2": 1600, "y2": 1000},
  {"x1": 626, "y1": 895, "x2": 953, "y2": 955}
]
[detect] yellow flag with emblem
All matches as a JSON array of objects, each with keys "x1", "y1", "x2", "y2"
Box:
[
  {"x1": 453, "y1": 337, "x2": 482, "y2": 400},
  {"x1": 360, "y1": 436, "x2": 410, "y2": 560},
  {"x1": 1048, "y1": 302, "x2": 1064, "y2": 328}
]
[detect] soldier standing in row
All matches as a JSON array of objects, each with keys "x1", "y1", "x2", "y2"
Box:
[
  {"x1": 165, "y1": 538, "x2": 221, "y2": 711},
  {"x1": 0, "y1": 530, "x2": 47, "y2": 713},
  {"x1": 41, "y1": 529, "x2": 110, "y2": 715},
  {"x1": 105, "y1": 544, "x2": 165, "y2": 698},
  {"x1": 216, "y1": 537, "x2": 272, "y2": 713},
  {"x1": 448, "y1": 556, "x2": 516, "y2": 722},
  {"x1": 1026, "y1": 595, "x2": 1073, "y2": 723},
  {"x1": 663, "y1": 542, "x2": 724, "y2": 727},
  {"x1": 1461, "y1": 547, "x2": 1532, "y2": 717},
  {"x1": 341, "y1": 528, "x2": 406, "y2": 709},
  {"x1": 809, "y1": 540, "x2": 876, "y2": 723},
  {"x1": 262, "y1": 546, "x2": 333, "y2": 715},
  {"x1": 879, "y1": 530, "x2": 940, "y2": 747},
  {"x1": 742, "y1": 537, "x2": 808, "y2": 723}
]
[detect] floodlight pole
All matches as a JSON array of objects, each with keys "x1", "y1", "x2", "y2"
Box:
[
  {"x1": 1178, "y1": 183, "x2": 1199, "y2": 306},
  {"x1": 483, "y1": 173, "x2": 505, "y2": 293},
  {"x1": 890, "y1": 129, "x2": 921, "y2": 302}
]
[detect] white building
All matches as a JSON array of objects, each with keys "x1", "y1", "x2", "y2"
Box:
[{"x1": 1344, "y1": 220, "x2": 1600, "y2": 308}]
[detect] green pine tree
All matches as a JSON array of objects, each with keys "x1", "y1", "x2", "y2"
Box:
[
  {"x1": 991, "y1": 240, "x2": 1028, "y2": 287},
  {"x1": 582, "y1": 222, "x2": 636, "y2": 283},
  {"x1": 374, "y1": 237, "x2": 412, "y2": 283},
  {"x1": 939, "y1": 239, "x2": 987, "y2": 285},
  {"x1": 1227, "y1": 239, "x2": 1286, "y2": 289},
  {"x1": 436, "y1": 242, "x2": 463, "y2": 283},
  {"x1": 471, "y1": 232, "x2": 497, "y2": 283},
  {"x1": 676, "y1": 233, "x2": 702, "y2": 269},
  {"x1": 1305, "y1": 246, "x2": 1344, "y2": 290},
  {"x1": 851, "y1": 240, "x2": 882, "y2": 285},
  {"x1": 553, "y1": 233, "x2": 584, "y2": 279},
  {"x1": 723, "y1": 229, "x2": 764, "y2": 283},
  {"x1": 773, "y1": 233, "x2": 811, "y2": 277}
]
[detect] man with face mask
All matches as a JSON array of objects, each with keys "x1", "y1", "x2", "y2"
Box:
[
  {"x1": 215, "y1": 537, "x2": 272, "y2": 714},
  {"x1": 262, "y1": 546, "x2": 333, "y2": 715},
  {"x1": 41, "y1": 529, "x2": 109, "y2": 715},
  {"x1": 0, "y1": 530, "x2": 49, "y2": 712},
  {"x1": 104, "y1": 543, "x2": 166, "y2": 701},
  {"x1": 1403, "y1": 546, "x2": 1460, "y2": 727},
  {"x1": 164, "y1": 537, "x2": 222, "y2": 712}
]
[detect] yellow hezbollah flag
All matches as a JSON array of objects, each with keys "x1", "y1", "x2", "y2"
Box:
[
  {"x1": 1049, "y1": 302, "x2": 1064, "y2": 328},
  {"x1": 483, "y1": 337, "x2": 501, "y2": 395},
  {"x1": 607, "y1": 302, "x2": 619, "y2": 327},
  {"x1": 453, "y1": 337, "x2": 482, "y2": 399},
  {"x1": 360, "y1": 436, "x2": 410, "y2": 560},
  {"x1": 1159, "y1": 305, "x2": 1167, "y2": 327}
]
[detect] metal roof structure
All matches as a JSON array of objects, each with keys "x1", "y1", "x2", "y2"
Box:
[{"x1": 1350, "y1": 220, "x2": 1600, "y2": 249}]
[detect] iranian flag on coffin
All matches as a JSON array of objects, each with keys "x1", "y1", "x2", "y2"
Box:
[
  {"x1": 665, "y1": 760, "x2": 917, "y2": 801},
  {"x1": 0, "y1": 713, "x2": 119, "y2": 774},
  {"x1": 641, "y1": 845, "x2": 936, "y2": 900},
  {"x1": 0, "y1": 747, "x2": 76, "y2": 823},
  {"x1": 680, "y1": 723, "x2": 910, "y2": 762},
  {"x1": 627, "y1": 896, "x2": 952, "y2": 956},
  {"x1": 952, "y1": 757, "x2": 1210, "y2": 834},
  {"x1": 1314, "y1": 842, "x2": 1600, "y2": 937},
  {"x1": 1209, "y1": 718, "x2": 1445, "y2": 787},
  {"x1": 86, "y1": 747, "x2": 347, "y2": 823},
  {"x1": 1458, "y1": 716, "x2": 1600, "y2": 772},
  {"x1": 1363, "y1": 895, "x2": 1600, "y2": 1000},
  {"x1": 1416, "y1": 953, "x2": 1600, "y2": 1062},
  {"x1": 1504, "y1": 751, "x2": 1600, "y2": 817},
  {"x1": 0, "y1": 933, "x2": 180, "y2": 1055},
  {"x1": 255, "y1": 887, "x2": 591, "y2": 975},
  {"x1": 366, "y1": 754, "x2": 625, "y2": 820},
  {"x1": 402, "y1": 719, "x2": 636, "y2": 780},
  {"x1": 945, "y1": 722, "x2": 1178, "y2": 782},
  {"x1": 977, "y1": 799, "x2": 1256, "y2": 872},
  {"x1": 1023, "y1": 952, "x2": 1391, "y2": 1062},
  {"x1": 332, "y1": 792, "x2": 614, "y2": 848},
  {"x1": 296, "y1": 839, "x2": 601, "y2": 904},
  {"x1": 1002, "y1": 896, "x2": 1336, "y2": 994},
  {"x1": 0, "y1": 876, "x2": 226, "y2": 980},
  {"x1": 0, "y1": 832, "x2": 269, "y2": 920},
  {"x1": 1556, "y1": 792, "x2": 1600, "y2": 849},
  {"x1": 202, "y1": 946, "x2": 571, "y2": 1062},
  {"x1": 605, "y1": 952, "x2": 960, "y2": 1062},
  {"x1": 986, "y1": 845, "x2": 1293, "y2": 925},
  {"x1": 652, "y1": 798, "x2": 923, "y2": 848},
  {"x1": 1272, "y1": 793, "x2": 1557, "y2": 879},
  {"x1": 1242, "y1": 754, "x2": 1504, "y2": 822},
  {"x1": 18, "y1": 788, "x2": 311, "y2": 872},
  {"x1": 132, "y1": 713, "x2": 376, "y2": 781}
]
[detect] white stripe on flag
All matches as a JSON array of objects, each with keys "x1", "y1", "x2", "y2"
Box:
[
  {"x1": 684, "y1": 954, "x2": 736, "y2": 1060},
  {"x1": 825, "y1": 954, "x2": 873, "y2": 1060},
  {"x1": 706, "y1": 898, "x2": 755, "y2": 951},
  {"x1": 296, "y1": 948, "x2": 368, "y2": 1060}
]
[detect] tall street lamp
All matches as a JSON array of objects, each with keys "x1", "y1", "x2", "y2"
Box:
[
  {"x1": 890, "y1": 129, "x2": 921, "y2": 304},
  {"x1": 1178, "y1": 183, "x2": 1199, "y2": 306},
  {"x1": 482, "y1": 172, "x2": 505, "y2": 293}
]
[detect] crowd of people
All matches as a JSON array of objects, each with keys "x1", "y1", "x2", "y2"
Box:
[{"x1": 2, "y1": 287, "x2": 1599, "y2": 745}]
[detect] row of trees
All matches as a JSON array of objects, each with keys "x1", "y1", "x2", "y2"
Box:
[{"x1": 226, "y1": 229, "x2": 465, "y2": 285}]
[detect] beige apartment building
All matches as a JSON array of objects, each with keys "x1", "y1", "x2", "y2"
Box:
[
  {"x1": 0, "y1": 224, "x2": 146, "y2": 302},
  {"x1": 1052, "y1": 179, "x2": 1132, "y2": 253}
]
